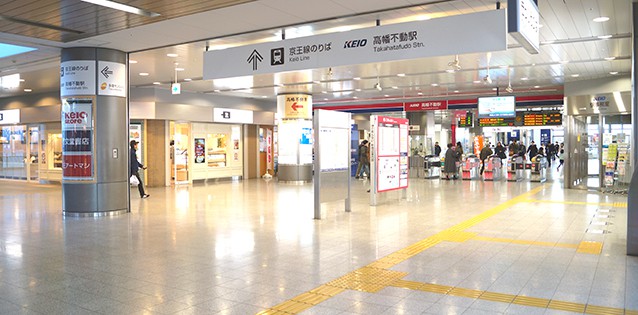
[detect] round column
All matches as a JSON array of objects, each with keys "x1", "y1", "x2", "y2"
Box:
[
  {"x1": 276, "y1": 93, "x2": 313, "y2": 183},
  {"x1": 60, "y1": 47, "x2": 129, "y2": 216}
]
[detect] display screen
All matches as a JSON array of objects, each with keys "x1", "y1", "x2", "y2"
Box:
[
  {"x1": 478, "y1": 96, "x2": 516, "y2": 118},
  {"x1": 457, "y1": 112, "x2": 474, "y2": 128},
  {"x1": 521, "y1": 112, "x2": 562, "y2": 126}
]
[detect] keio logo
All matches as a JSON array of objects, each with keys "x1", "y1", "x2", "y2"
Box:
[
  {"x1": 344, "y1": 39, "x2": 367, "y2": 48},
  {"x1": 64, "y1": 111, "x2": 88, "y2": 124}
]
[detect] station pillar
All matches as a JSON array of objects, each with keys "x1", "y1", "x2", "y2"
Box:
[
  {"x1": 60, "y1": 47, "x2": 129, "y2": 216},
  {"x1": 276, "y1": 93, "x2": 313, "y2": 182},
  {"x1": 628, "y1": 2, "x2": 638, "y2": 255}
]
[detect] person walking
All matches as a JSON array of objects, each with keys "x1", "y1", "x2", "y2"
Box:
[
  {"x1": 355, "y1": 140, "x2": 364, "y2": 179},
  {"x1": 527, "y1": 141, "x2": 538, "y2": 160},
  {"x1": 479, "y1": 143, "x2": 493, "y2": 175},
  {"x1": 130, "y1": 140, "x2": 150, "y2": 198},
  {"x1": 444, "y1": 143, "x2": 459, "y2": 180},
  {"x1": 557, "y1": 146, "x2": 565, "y2": 171},
  {"x1": 434, "y1": 142, "x2": 442, "y2": 157},
  {"x1": 357, "y1": 140, "x2": 370, "y2": 179}
]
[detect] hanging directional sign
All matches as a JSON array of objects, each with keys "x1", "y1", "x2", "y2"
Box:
[{"x1": 204, "y1": 10, "x2": 506, "y2": 80}]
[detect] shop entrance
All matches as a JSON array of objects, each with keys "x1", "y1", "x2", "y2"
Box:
[
  {"x1": 170, "y1": 122, "x2": 190, "y2": 184},
  {"x1": 574, "y1": 114, "x2": 632, "y2": 190},
  {"x1": 0, "y1": 125, "x2": 40, "y2": 182}
]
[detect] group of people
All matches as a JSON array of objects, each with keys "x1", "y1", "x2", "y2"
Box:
[{"x1": 436, "y1": 140, "x2": 566, "y2": 179}]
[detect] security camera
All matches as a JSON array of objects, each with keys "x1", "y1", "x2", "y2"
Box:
[
  {"x1": 448, "y1": 55, "x2": 461, "y2": 71},
  {"x1": 483, "y1": 74, "x2": 492, "y2": 84},
  {"x1": 374, "y1": 82, "x2": 382, "y2": 91},
  {"x1": 505, "y1": 85, "x2": 513, "y2": 93}
]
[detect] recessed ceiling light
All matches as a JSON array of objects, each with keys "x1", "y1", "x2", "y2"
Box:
[
  {"x1": 261, "y1": 96, "x2": 268, "y2": 98},
  {"x1": 392, "y1": 86, "x2": 398, "y2": 89},
  {"x1": 597, "y1": 35, "x2": 612, "y2": 39},
  {"x1": 81, "y1": 0, "x2": 160, "y2": 17},
  {"x1": 521, "y1": 77, "x2": 529, "y2": 81},
  {"x1": 431, "y1": 83, "x2": 438, "y2": 87},
  {"x1": 454, "y1": 90, "x2": 459, "y2": 93},
  {"x1": 139, "y1": 72, "x2": 149, "y2": 76},
  {"x1": 129, "y1": 60, "x2": 138, "y2": 64},
  {"x1": 533, "y1": 85, "x2": 540, "y2": 88},
  {"x1": 384, "y1": 94, "x2": 390, "y2": 97},
  {"x1": 604, "y1": 57, "x2": 616, "y2": 61},
  {"x1": 610, "y1": 71, "x2": 619, "y2": 75},
  {"x1": 593, "y1": 16, "x2": 610, "y2": 22},
  {"x1": 184, "y1": 78, "x2": 192, "y2": 81},
  {"x1": 473, "y1": 80, "x2": 481, "y2": 84},
  {"x1": 397, "y1": 73, "x2": 406, "y2": 77},
  {"x1": 571, "y1": 74, "x2": 580, "y2": 77},
  {"x1": 175, "y1": 67, "x2": 185, "y2": 71},
  {"x1": 417, "y1": 92, "x2": 423, "y2": 95},
  {"x1": 353, "y1": 77, "x2": 361, "y2": 80},
  {"x1": 355, "y1": 89, "x2": 362, "y2": 92},
  {"x1": 23, "y1": 88, "x2": 32, "y2": 92},
  {"x1": 152, "y1": 82, "x2": 161, "y2": 85},
  {"x1": 353, "y1": 96, "x2": 358, "y2": 99},
  {"x1": 167, "y1": 53, "x2": 178, "y2": 57}
]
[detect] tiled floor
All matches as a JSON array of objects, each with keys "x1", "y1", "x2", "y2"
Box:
[{"x1": 0, "y1": 172, "x2": 635, "y2": 314}]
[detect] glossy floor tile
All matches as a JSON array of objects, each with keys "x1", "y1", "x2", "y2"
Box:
[{"x1": 0, "y1": 176, "x2": 635, "y2": 315}]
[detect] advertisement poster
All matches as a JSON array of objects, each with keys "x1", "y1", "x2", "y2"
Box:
[
  {"x1": 61, "y1": 97, "x2": 94, "y2": 180},
  {"x1": 375, "y1": 116, "x2": 409, "y2": 192},
  {"x1": 266, "y1": 129, "x2": 273, "y2": 170},
  {"x1": 194, "y1": 138, "x2": 205, "y2": 163}
]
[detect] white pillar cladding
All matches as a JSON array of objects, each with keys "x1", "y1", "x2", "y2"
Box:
[{"x1": 61, "y1": 47, "x2": 129, "y2": 216}]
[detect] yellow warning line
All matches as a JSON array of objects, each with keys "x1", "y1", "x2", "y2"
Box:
[
  {"x1": 471, "y1": 236, "x2": 605, "y2": 255},
  {"x1": 524, "y1": 199, "x2": 619, "y2": 207}
]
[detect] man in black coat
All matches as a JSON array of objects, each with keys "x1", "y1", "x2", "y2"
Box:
[{"x1": 130, "y1": 140, "x2": 150, "y2": 198}]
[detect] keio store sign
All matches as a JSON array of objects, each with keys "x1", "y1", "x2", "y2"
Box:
[{"x1": 203, "y1": 10, "x2": 506, "y2": 80}]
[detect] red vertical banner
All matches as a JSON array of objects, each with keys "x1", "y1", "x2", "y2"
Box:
[{"x1": 451, "y1": 124, "x2": 456, "y2": 145}]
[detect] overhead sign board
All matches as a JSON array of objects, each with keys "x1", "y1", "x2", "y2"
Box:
[
  {"x1": 204, "y1": 10, "x2": 507, "y2": 80},
  {"x1": 60, "y1": 60, "x2": 96, "y2": 97},
  {"x1": 508, "y1": 0, "x2": 540, "y2": 54},
  {"x1": 404, "y1": 100, "x2": 448, "y2": 111},
  {"x1": 213, "y1": 107, "x2": 254, "y2": 124},
  {"x1": 97, "y1": 61, "x2": 126, "y2": 97},
  {"x1": 0, "y1": 109, "x2": 20, "y2": 125}
]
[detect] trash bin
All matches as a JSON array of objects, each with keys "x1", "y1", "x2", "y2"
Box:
[
  {"x1": 424, "y1": 155, "x2": 441, "y2": 179},
  {"x1": 462, "y1": 155, "x2": 481, "y2": 180}
]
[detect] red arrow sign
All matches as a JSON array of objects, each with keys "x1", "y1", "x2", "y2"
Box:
[{"x1": 291, "y1": 102, "x2": 304, "y2": 111}]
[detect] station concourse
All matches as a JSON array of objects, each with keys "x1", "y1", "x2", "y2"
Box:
[{"x1": 0, "y1": 0, "x2": 637, "y2": 314}]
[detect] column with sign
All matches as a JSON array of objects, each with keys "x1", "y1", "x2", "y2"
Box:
[
  {"x1": 276, "y1": 93, "x2": 313, "y2": 182},
  {"x1": 61, "y1": 98, "x2": 94, "y2": 180}
]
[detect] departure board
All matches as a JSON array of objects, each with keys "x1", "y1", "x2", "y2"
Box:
[
  {"x1": 457, "y1": 112, "x2": 474, "y2": 127},
  {"x1": 478, "y1": 111, "x2": 562, "y2": 127},
  {"x1": 521, "y1": 112, "x2": 562, "y2": 126},
  {"x1": 478, "y1": 117, "x2": 516, "y2": 127}
]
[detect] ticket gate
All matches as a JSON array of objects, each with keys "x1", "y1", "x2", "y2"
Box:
[
  {"x1": 483, "y1": 156, "x2": 503, "y2": 181},
  {"x1": 424, "y1": 156, "x2": 441, "y2": 179},
  {"x1": 530, "y1": 156, "x2": 548, "y2": 182},
  {"x1": 462, "y1": 156, "x2": 481, "y2": 180},
  {"x1": 507, "y1": 156, "x2": 524, "y2": 182}
]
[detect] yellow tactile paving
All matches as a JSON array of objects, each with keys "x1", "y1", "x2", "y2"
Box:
[
  {"x1": 473, "y1": 235, "x2": 580, "y2": 249},
  {"x1": 256, "y1": 185, "x2": 636, "y2": 315},
  {"x1": 548, "y1": 300, "x2": 587, "y2": 313},
  {"x1": 613, "y1": 202, "x2": 627, "y2": 208},
  {"x1": 524, "y1": 199, "x2": 617, "y2": 207},
  {"x1": 577, "y1": 241, "x2": 604, "y2": 254},
  {"x1": 585, "y1": 304, "x2": 625, "y2": 315}
]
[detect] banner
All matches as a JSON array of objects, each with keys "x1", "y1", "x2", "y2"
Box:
[{"x1": 61, "y1": 97, "x2": 94, "y2": 180}]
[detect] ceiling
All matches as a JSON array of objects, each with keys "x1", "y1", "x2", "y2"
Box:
[{"x1": 0, "y1": 0, "x2": 633, "y2": 105}]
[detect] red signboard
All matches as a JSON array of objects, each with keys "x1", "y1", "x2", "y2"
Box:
[
  {"x1": 62, "y1": 155, "x2": 93, "y2": 178},
  {"x1": 404, "y1": 100, "x2": 448, "y2": 111}
]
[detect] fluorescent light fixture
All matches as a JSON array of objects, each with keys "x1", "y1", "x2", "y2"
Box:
[
  {"x1": 81, "y1": 0, "x2": 160, "y2": 17},
  {"x1": 353, "y1": 96, "x2": 358, "y2": 99},
  {"x1": 19, "y1": 79, "x2": 25, "y2": 82},
  {"x1": 355, "y1": 89, "x2": 362, "y2": 92},
  {"x1": 417, "y1": 92, "x2": 423, "y2": 95},
  {"x1": 167, "y1": 53, "x2": 178, "y2": 57},
  {"x1": 213, "y1": 89, "x2": 221, "y2": 92},
  {"x1": 183, "y1": 78, "x2": 192, "y2": 81},
  {"x1": 129, "y1": 60, "x2": 138, "y2": 64},
  {"x1": 416, "y1": 14, "x2": 431, "y2": 21},
  {"x1": 597, "y1": 35, "x2": 612, "y2": 39},
  {"x1": 397, "y1": 73, "x2": 406, "y2": 77},
  {"x1": 23, "y1": 88, "x2": 32, "y2": 92},
  {"x1": 322, "y1": 91, "x2": 328, "y2": 94},
  {"x1": 521, "y1": 77, "x2": 529, "y2": 81},
  {"x1": 473, "y1": 80, "x2": 481, "y2": 84},
  {"x1": 391, "y1": 86, "x2": 398, "y2": 89},
  {"x1": 139, "y1": 72, "x2": 149, "y2": 76},
  {"x1": 454, "y1": 90, "x2": 460, "y2": 93},
  {"x1": 604, "y1": 57, "x2": 616, "y2": 61},
  {"x1": 492, "y1": 88, "x2": 497, "y2": 91},
  {"x1": 610, "y1": 71, "x2": 619, "y2": 75},
  {"x1": 384, "y1": 95, "x2": 390, "y2": 97},
  {"x1": 261, "y1": 96, "x2": 267, "y2": 98},
  {"x1": 431, "y1": 83, "x2": 438, "y2": 87},
  {"x1": 175, "y1": 67, "x2": 185, "y2": 71},
  {"x1": 152, "y1": 82, "x2": 161, "y2": 85},
  {"x1": 323, "y1": 98, "x2": 328, "y2": 101},
  {"x1": 571, "y1": 74, "x2": 580, "y2": 77},
  {"x1": 353, "y1": 77, "x2": 361, "y2": 80},
  {"x1": 445, "y1": 69, "x2": 455, "y2": 73},
  {"x1": 0, "y1": 43, "x2": 36, "y2": 59},
  {"x1": 593, "y1": 16, "x2": 609, "y2": 22},
  {"x1": 533, "y1": 85, "x2": 540, "y2": 88}
]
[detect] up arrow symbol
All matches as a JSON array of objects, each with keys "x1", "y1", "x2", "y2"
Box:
[{"x1": 247, "y1": 50, "x2": 263, "y2": 71}]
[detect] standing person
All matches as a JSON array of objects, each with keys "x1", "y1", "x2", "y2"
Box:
[
  {"x1": 130, "y1": 140, "x2": 150, "y2": 199},
  {"x1": 357, "y1": 140, "x2": 370, "y2": 179},
  {"x1": 434, "y1": 142, "x2": 442, "y2": 157},
  {"x1": 479, "y1": 143, "x2": 493, "y2": 175},
  {"x1": 355, "y1": 140, "x2": 364, "y2": 179},
  {"x1": 455, "y1": 141, "x2": 464, "y2": 159},
  {"x1": 444, "y1": 143, "x2": 459, "y2": 180},
  {"x1": 527, "y1": 141, "x2": 538, "y2": 160}
]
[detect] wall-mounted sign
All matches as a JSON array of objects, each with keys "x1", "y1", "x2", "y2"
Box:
[
  {"x1": 60, "y1": 60, "x2": 96, "y2": 97},
  {"x1": 61, "y1": 97, "x2": 94, "y2": 181},
  {"x1": 279, "y1": 94, "x2": 312, "y2": 119},
  {"x1": 0, "y1": 109, "x2": 20, "y2": 125},
  {"x1": 213, "y1": 107, "x2": 254, "y2": 124},
  {"x1": 204, "y1": 10, "x2": 506, "y2": 80},
  {"x1": 97, "y1": 61, "x2": 126, "y2": 97},
  {"x1": 590, "y1": 95, "x2": 610, "y2": 111},
  {"x1": 404, "y1": 100, "x2": 448, "y2": 111},
  {"x1": 508, "y1": 0, "x2": 540, "y2": 54}
]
